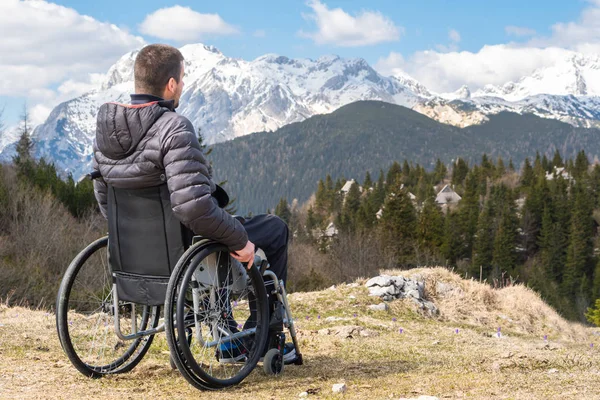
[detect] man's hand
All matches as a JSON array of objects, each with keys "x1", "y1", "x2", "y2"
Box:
[{"x1": 230, "y1": 240, "x2": 255, "y2": 270}]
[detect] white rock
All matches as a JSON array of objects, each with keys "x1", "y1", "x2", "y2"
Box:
[
  {"x1": 299, "y1": 392, "x2": 308, "y2": 398},
  {"x1": 328, "y1": 285, "x2": 337, "y2": 291},
  {"x1": 368, "y1": 285, "x2": 398, "y2": 297},
  {"x1": 548, "y1": 368, "x2": 559, "y2": 374},
  {"x1": 348, "y1": 295, "x2": 356, "y2": 299},
  {"x1": 365, "y1": 275, "x2": 393, "y2": 287},
  {"x1": 368, "y1": 303, "x2": 389, "y2": 311},
  {"x1": 398, "y1": 396, "x2": 439, "y2": 400},
  {"x1": 332, "y1": 383, "x2": 347, "y2": 393},
  {"x1": 406, "y1": 289, "x2": 421, "y2": 299}
]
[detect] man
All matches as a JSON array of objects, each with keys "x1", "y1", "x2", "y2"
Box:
[{"x1": 92, "y1": 43, "x2": 294, "y2": 363}]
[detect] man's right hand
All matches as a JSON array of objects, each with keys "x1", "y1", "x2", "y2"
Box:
[{"x1": 230, "y1": 240, "x2": 255, "y2": 269}]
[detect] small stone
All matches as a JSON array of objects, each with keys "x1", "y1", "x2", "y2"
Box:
[
  {"x1": 547, "y1": 368, "x2": 559, "y2": 374},
  {"x1": 299, "y1": 392, "x2": 308, "y2": 398},
  {"x1": 406, "y1": 289, "x2": 421, "y2": 299},
  {"x1": 348, "y1": 295, "x2": 356, "y2": 299},
  {"x1": 332, "y1": 383, "x2": 347, "y2": 393},
  {"x1": 431, "y1": 340, "x2": 440, "y2": 345},
  {"x1": 328, "y1": 285, "x2": 336, "y2": 290},
  {"x1": 368, "y1": 303, "x2": 389, "y2": 312},
  {"x1": 359, "y1": 329, "x2": 379, "y2": 337},
  {"x1": 318, "y1": 328, "x2": 331, "y2": 335}
]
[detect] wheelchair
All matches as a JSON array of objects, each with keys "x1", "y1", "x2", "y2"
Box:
[{"x1": 55, "y1": 184, "x2": 302, "y2": 391}]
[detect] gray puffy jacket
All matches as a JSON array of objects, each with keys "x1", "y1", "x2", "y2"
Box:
[{"x1": 92, "y1": 100, "x2": 248, "y2": 251}]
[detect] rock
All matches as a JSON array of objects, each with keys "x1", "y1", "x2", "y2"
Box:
[
  {"x1": 359, "y1": 329, "x2": 379, "y2": 337},
  {"x1": 398, "y1": 396, "x2": 439, "y2": 400},
  {"x1": 328, "y1": 285, "x2": 336, "y2": 291},
  {"x1": 368, "y1": 303, "x2": 389, "y2": 312},
  {"x1": 333, "y1": 325, "x2": 362, "y2": 338},
  {"x1": 368, "y1": 285, "x2": 397, "y2": 297},
  {"x1": 391, "y1": 276, "x2": 406, "y2": 287},
  {"x1": 348, "y1": 295, "x2": 356, "y2": 299},
  {"x1": 406, "y1": 289, "x2": 421, "y2": 299},
  {"x1": 299, "y1": 392, "x2": 308, "y2": 398},
  {"x1": 366, "y1": 275, "x2": 393, "y2": 287},
  {"x1": 318, "y1": 328, "x2": 331, "y2": 336},
  {"x1": 421, "y1": 301, "x2": 439, "y2": 315},
  {"x1": 431, "y1": 340, "x2": 440, "y2": 345},
  {"x1": 547, "y1": 368, "x2": 559, "y2": 374},
  {"x1": 332, "y1": 383, "x2": 347, "y2": 393},
  {"x1": 325, "y1": 316, "x2": 344, "y2": 322}
]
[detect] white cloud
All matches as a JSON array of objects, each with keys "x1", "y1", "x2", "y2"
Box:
[
  {"x1": 0, "y1": 0, "x2": 144, "y2": 123},
  {"x1": 505, "y1": 25, "x2": 537, "y2": 37},
  {"x1": 376, "y1": 1, "x2": 600, "y2": 93},
  {"x1": 299, "y1": 0, "x2": 402, "y2": 47},
  {"x1": 139, "y1": 6, "x2": 238, "y2": 42},
  {"x1": 449, "y1": 29, "x2": 461, "y2": 43}
]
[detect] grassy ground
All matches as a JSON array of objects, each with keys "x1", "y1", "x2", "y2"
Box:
[{"x1": 1, "y1": 267, "x2": 599, "y2": 400}]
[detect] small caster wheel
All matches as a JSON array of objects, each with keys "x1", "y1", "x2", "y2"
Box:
[{"x1": 263, "y1": 348, "x2": 284, "y2": 375}]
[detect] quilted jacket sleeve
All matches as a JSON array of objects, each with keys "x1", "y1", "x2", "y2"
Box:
[
  {"x1": 160, "y1": 116, "x2": 248, "y2": 251},
  {"x1": 92, "y1": 141, "x2": 108, "y2": 219}
]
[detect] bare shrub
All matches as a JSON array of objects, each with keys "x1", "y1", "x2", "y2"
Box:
[{"x1": 0, "y1": 166, "x2": 105, "y2": 309}]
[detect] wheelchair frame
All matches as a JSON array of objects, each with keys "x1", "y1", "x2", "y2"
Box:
[{"x1": 56, "y1": 235, "x2": 302, "y2": 390}]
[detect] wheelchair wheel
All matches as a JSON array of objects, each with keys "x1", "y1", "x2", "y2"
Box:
[
  {"x1": 263, "y1": 348, "x2": 284, "y2": 376},
  {"x1": 165, "y1": 241, "x2": 270, "y2": 390},
  {"x1": 56, "y1": 236, "x2": 159, "y2": 378}
]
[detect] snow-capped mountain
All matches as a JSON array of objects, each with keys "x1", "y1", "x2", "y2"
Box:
[
  {"x1": 25, "y1": 44, "x2": 431, "y2": 178},
  {"x1": 10, "y1": 45, "x2": 600, "y2": 179},
  {"x1": 471, "y1": 53, "x2": 600, "y2": 101}
]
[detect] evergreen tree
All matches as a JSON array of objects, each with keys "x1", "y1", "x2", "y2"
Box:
[
  {"x1": 563, "y1": 184, "x2": 594, "y2": 298},
  {"x1": 433, "y1": 158, "x2": 447, "y2": 184},
  {"x1": 315, "y1": 179, "x2": 328, "y2": 214},
  {"x1": 508, "y1": 159, "x2": 515, "y2": 172},
  {"x1": 552, "y1": 149, "x2": 563, "y2": 168},
  {"x1": 573, "y1": 150, "x2": 589, "y2": 179},
  {"x1": 379, "y1": 181, "x2": 417, "y2": 263},
  {"x1": 542, "y1": 154, "x2": 550, "y2": 173},
  {"x1": 472, "y1": 201, "x2": 494, "y2": 278},
  {"x1": 417, "y1": 196, "x2": 444, "y2": 254},
  {"x1": 452, "y1": 158, "x2": 469, "y2": 186},
  {"x1": 496, "y1": 157, "x2": 506, "y2": 178},
  {"x1": 491, "y1": 202, "x2": 518, "y2": 278},
  {"x1": 274, "y1": 197, "x2": 292, "y2": 224},
  {"x1": 386, "y1": 162, "x2": 402, "y2": 190},
  {"x1": 14, "y1": 104, "x2": 34, "y2": 169},
  {"x1": 363, "y1": 171, "x2": 373, "y2": 189},
  {"x1": 520, "y1": 158, "x2": 535, "y2": 188},
  {"x1": 456, "y1": 169, "x2": 480, "y2": 259},
  {"x1": 371, "y1": 169, "x2": 386, "y2": 211}
]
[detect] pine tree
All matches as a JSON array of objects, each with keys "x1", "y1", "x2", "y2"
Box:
[
  {"x1": 379, "y1": 181, "x2": 417, "y2": 263},
  {"x1": 14, "y1": 104, "x2": 34, "y2": 168},
  {"x1": 472, "y1": 201, "x2": 494, "y2": 278},
  {"x1": 563, "y1": 184, "x2": 594, "y2": 298},
  {"x1": 274, "y1": 197, "x2": 292, "y2": 224},
  {"x1": 417, "y1": 196, "x2": 444, "y2": 254},
  {"x1": 496, "y1": 157, "x2": 506, "y2": 178},
  {"x1": 452, "y1": 158, "x2": 469, "y2": 186},
  {"x1": 433, "y1": 158, "x2": 447, "y2": 184},
  {"x1": 508, "y1": 159, "x2": 515, "y2": 172},
  {"x1": 456, "y1": 169, "x2": 480, "y2": 259},
  {"x1": 371, "y1": 170, "x2": 386, "y2": 211},
  {"x1": 552, "y1": 149, "x2": 563, "y2": 168},
  {"x1": 386, "y1": 162, "x2": 402, "y2": 190},
  {"x1": 363, "y1": 171, "x2": 373, "y2": 190},
  {"x1": 315, "y1": 179, "x2": 328, "y2": 214},
  {"x1": 573, "y1": 150, "x2": 589, "y2": 179},
  {"x1": 520, "y1": 158, "x2": 535, "y2": 188},
  {"x1": 491, "y1": 203, "x2": 518, "y2": 278}
]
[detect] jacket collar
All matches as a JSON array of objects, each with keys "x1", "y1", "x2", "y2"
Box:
[{"x1": 130, "y1": 94, "x2": 175, "y2": 111}]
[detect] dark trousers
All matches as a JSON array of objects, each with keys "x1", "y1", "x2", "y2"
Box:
[{"x1": 242, "y1": 214, "x2": 289, "y2": 285}]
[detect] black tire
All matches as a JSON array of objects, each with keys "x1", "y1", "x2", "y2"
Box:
[
  {"x1": 165, "y1": 241, "x2": 270, "y2": 390},
  {"x1": 56, "y1": 236, "x2": 159, "y2": 378},
  {"x1": 263, "y1": 348, "x2": 284, "y2": 376}
]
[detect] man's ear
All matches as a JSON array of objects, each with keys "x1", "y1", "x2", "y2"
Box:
[{"x1": 167, "y1": 77, "x2": 177, "y2": 94}]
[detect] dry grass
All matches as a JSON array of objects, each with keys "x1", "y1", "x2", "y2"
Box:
[{"x1": 1, "y1": 268, "x2": 599, "y2": 399}]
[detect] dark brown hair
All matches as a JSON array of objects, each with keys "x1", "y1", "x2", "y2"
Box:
[{"x1": 134, "y1": 44, "x2": 184, "y2": 96}]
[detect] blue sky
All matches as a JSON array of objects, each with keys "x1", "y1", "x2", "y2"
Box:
[{"x1": 0, "y1": 0, "x2": 595, "y2": 127}]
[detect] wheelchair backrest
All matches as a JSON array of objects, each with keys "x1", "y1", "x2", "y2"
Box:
[{"x1": 107, "y1": 184, "x2": 193, "y2": 305}]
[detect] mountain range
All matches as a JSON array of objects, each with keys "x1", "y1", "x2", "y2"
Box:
[
  {"x1": 209, "y1": 101, "x2": 600, "y2": 214},
  {"x1": 4, "y1": 43, "x2": 600, "y2": 181}
]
